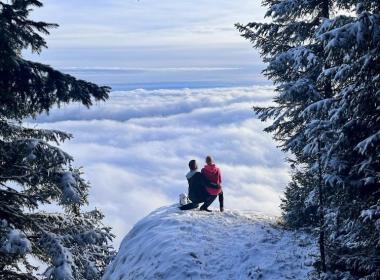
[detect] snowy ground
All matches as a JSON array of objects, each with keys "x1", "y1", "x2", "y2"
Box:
[{"x1": 103, "y1": 205, "x2": 316, "y2": 280}]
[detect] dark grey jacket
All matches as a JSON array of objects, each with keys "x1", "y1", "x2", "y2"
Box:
[{"x1": 186, "y1": 171, "x2": 219, "y2": 203}]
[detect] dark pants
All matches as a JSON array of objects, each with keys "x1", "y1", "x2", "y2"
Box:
[
  {"x1": 218, "y1": 191, "x2": 224, "y2": 208},
  {"x1": 202, "y1": 191, "x2": 223, "y2": 208},
  {"x1": 180, "y1": 191, "x2": 224, "y2": 210}
]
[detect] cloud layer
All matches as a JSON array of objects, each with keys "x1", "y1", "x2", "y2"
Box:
[{"x1": 36, "y1": 86, "x2": 288, "y2": 246}]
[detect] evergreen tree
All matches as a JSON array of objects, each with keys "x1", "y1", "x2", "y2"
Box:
[
  {"x1": 0, "y1": 1, "x2": 114, "y2": 279},
  {"x1": 313, "y1": 1, "x2": 380, "y2": 278},
  {"x1": 236, "y1": 0, "x2": 332, "y2": 192},
  {"x1": 238, "y1": 0, "x2": 380, "y2": 278},
  {"x1": 281, "y1": 164, "x2": 319, "y2": 229},
  {"x1": 236, "y1": 0, "x2": 331, "y2": 272}
]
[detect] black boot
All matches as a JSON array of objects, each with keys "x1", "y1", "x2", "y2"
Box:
[
  {"x1": 180, "y1": 202, "x2": 199, "y2": 210},
  {"x1": 200, "y1": 205, "x2": 212, "y2": 212}
]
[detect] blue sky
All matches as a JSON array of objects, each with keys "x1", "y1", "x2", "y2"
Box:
[{"x1": 27, "y1": 0, "x2": 265, "y2": 69}]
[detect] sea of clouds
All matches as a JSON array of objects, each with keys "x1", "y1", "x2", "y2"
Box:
[{"x1": 35, "y1": 86, "x2": 289, "y2": 246}]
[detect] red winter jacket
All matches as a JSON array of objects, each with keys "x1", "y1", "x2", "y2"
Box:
[{"x1": 201, "y1": 164, "x2": 222, "y2": 195}]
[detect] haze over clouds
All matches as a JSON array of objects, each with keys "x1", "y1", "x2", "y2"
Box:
[
  {"x1": 35, "y1": 86, "x2": 288, "y2": 246},
  {"x1": 25, "y1": 0, "x2": 265, "y2": 69}
]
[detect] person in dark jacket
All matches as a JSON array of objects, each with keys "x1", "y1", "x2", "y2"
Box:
[{"x1": 179, "y1": 159, "x2": 219, "y2": 211}]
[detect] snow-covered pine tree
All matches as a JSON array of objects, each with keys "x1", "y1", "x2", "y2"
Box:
[
  {"x1": 280, "y1": 164, "x2": 319, "y2": 229},
  {"x1": 0, "y1": 1, "x2": 114, "y2": 279},
  {"x1": 310, "y1": 1, "x2": 380, "y2": 278},
  {"x1": 236, "y1": 0, "x2": 332, "y2": 271},
  {"x1": 238, "y1": 0, "x2": 380, "y2": 278}
]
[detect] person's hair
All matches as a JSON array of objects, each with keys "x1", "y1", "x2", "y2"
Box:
[
  {"x1": 205, "y1": 155, "x2": 213, "y2": 165},
  {"x1": 188, "y1": 159, "x2": 197, "y2": 170}
]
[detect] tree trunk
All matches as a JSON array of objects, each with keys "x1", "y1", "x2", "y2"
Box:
[
  {"x1": 317, "y1": 138, "x2": 326, "y2": 272},
  {"x1": 318, "y1": 1, "x2": 330, "y2": 270}
]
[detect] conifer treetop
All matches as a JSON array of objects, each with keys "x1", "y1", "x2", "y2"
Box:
[{"x1": 0, "y1": 0, "x2": 110, "y2": 120}]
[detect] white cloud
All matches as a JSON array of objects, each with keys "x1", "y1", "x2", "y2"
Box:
[
  {"x1": 31, "y1": 0, "x2": 265, "y2": 48},
  {"x1": 25, "y1": 0, "x2": 264, "y2": 68},
  {"x1": 35, "y1": 86, "x2": 288, "y2": 246}
]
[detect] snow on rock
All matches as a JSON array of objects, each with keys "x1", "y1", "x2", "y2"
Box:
[{"x1": 102, "y1": 205, "x2": 316, "y2": 280}]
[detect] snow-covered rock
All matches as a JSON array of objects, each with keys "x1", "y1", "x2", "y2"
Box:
[{"x1": 102, "y1": 205, "x2": 316, "y2": 280}]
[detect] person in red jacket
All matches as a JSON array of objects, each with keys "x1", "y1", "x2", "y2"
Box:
[{"x1": 201, "y1": 155, "x2": 224, "y2": 212}]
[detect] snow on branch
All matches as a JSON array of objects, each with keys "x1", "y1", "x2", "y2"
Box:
[
  {"x1": 300, "y1": 99, "x2": 333, "y2": 118},
  {"x1": 59, "y1": 171, "x2": 82, "y2": 205},
  {"x1": 355, "y1": 131, "x2": 380, "y2": 155},
  {"x1": 0, "y1": 120, "x2": 72, "y2": 144},
  {"x1": 40, "y1": 232, "x2": 74, "y2": 280},
  {"x1": 266, "y1": 0, "x2": 319, "y2": 20},
  {"x1": 0, "y1": 227, "x2": 32, "y2": 257}
]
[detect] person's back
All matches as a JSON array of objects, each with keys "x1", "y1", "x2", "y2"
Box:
[
  {"x1": 186, "y1": 170, "x2": 208, "y2": 204},
  {"x1": 201, "y1": 155, "x2": 224, "y2": 212},
  {"x1": 179, "y1": 159, "x2": 209, "y2": 211},
  {"x1": 201, "y1": 156, "x2": 222, "y2": 196}
]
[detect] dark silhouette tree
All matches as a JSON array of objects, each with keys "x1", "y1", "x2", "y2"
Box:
[{"x1": 0, "y1": 1, "x2": 114, "y2": 279}]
